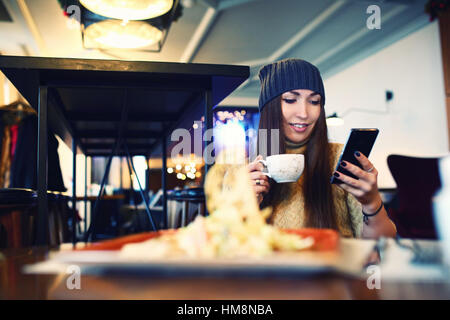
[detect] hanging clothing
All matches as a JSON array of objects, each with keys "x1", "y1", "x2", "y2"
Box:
[
  {"x1": 9, "y1": 115, "x2": 66, "y2": 192},
  {"x1": 0, "y1": 125, "x2": 11, "y2": 188},
  {"x1": 10, "y1": 124, "x2": 18, "y2": 159}
]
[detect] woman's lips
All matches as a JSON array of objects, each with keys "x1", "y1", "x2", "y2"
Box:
[{"x1": 289, "y1": 124, "x2": 308, "y2": 133}]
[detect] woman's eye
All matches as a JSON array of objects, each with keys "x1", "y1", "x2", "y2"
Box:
[
  {"x1": 282, "y1": 99, "x2": 296, "y2": 104},
  {"x1": 310, "y1": 100, "x2": 320, "y2": 105}
]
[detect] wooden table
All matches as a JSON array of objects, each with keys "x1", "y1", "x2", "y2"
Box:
[{"x1": 1, "y1": 247, "x2": 449, "y2": 300}]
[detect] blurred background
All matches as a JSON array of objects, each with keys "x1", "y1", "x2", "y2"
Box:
[{"x1": 0, "y1": 0, "x2": 448, "y2": 241}]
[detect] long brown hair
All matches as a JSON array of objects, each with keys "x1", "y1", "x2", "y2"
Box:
[{"x1": 258, "y1": 96, "x2": 338, "y2": 229}]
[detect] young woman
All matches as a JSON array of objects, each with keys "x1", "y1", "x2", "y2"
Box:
[{"x1": 248, "y1": 58, "x2": 396, "y2": 238}]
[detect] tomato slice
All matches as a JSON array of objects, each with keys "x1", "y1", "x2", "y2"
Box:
[
  {"x1": 79, "y1": 228, "x2": 339, "y2": 252},
  {"x1": 283, "y1": 228, "x2": 339, "y2": 251},
  {"x1": 79, "y1": 230, "x2": 176, "y2": 251}
]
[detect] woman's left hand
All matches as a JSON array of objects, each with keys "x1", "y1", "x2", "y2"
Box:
[{"x1": 334, "y1": 151, "x2": 382, "y2": 211}]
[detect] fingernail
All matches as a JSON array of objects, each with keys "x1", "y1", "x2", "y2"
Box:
[
  {"x1": 334, "y1": 172, "x2": 340, "y2": 177},
  {"x1": 354, "y1": 151, "x2": 361, "y2": 157},
  {"x1": 340, "y1": 161, "x2": 346, "y2": 167}
]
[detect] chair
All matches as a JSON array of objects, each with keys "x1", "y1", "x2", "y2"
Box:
[
  {"x1": 181, "y1": 187, "x2": 205, "y2": 225},
  {"x1": 167, "y1": 188, "x2": 205, "y2": 228},
  {"x1": 47, "y1": 191, "x2": 73, "y2": 246},
  {"x1": 0, "y1": 189, "x2": 74, "y2": 248},
  {"x1": 0, "y1": 188, "x2": 37, "y2": 248},
  {"x1": 55, "y1": 193, "x2": 72, "y2": 243},
  {"x1": 387, "y1": 155, "x2": 441, "y2": 239},
  {"x1": 167, "y1": 189, "x2": 184, "y2": 229},
  {"x1": 47, "y1": 191, "x2": 60, "y2": 246}
]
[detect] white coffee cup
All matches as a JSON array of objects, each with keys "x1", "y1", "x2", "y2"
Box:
[{"x1": 257, "y1": 154, "x2": 304, "y2": 183}]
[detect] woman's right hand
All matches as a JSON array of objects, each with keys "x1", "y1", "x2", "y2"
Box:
[{"x1": 248, "y1": 155, "x2": 270, "y2": 204}]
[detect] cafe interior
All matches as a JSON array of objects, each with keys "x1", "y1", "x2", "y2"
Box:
[{"x1": 0, "y1": 0, "x2": 449, "y2": 300}]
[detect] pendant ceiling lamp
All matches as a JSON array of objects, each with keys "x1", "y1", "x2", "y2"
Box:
[
  {"x1": 58, "y1": 0, "x2": 182, "y2": 52},
  {"x1": 84, "y1": 20, "x2": 163, "y2": 49},
  {"x1": 79, "y1": 0, "x2": 174, "y2": 21}
]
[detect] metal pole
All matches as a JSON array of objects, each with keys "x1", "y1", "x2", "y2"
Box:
[
  {"x1": 204, "y1": 89, "x2": 213, "y2": 174},
  {"x1": 84, "y1": 154, "x2": 88, "y2": 235},
  {"x1": 72, "y1": 137, "x2": 77, "y2": 246},
  {"x1": 203, "y1": 90, "x2": 213, "y2": 217},
  {"x1": 36, "y1": 85, "x2": 49, "y2": 246},
  {"x1": 162, "y1": 133, "x2": 167, "y2": 230},
  {"x1": 120, "y1": 156, "x2": 123, "y2": 191}
]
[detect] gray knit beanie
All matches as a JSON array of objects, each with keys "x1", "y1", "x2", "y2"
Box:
[{"x1": 258, "y1": 58, "x2": 325, "y2": 111}]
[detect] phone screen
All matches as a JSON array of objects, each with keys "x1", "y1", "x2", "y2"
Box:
[{"x1": 330, "y1": 128, "x2": 379, "y2": 184}]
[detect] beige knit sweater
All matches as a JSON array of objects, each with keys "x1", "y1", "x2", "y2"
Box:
[{"x1": 268, "y1": 142, "x2": 363, "y2": 238}]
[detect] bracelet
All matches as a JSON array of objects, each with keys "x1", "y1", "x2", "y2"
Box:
[{"x1": 362, "y1": 201, "x2": 384, "y2": 225}]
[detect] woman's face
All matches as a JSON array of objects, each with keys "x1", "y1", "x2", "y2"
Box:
[{"x1": 281, "y1": 89, "x2": 322, "y2": 144}]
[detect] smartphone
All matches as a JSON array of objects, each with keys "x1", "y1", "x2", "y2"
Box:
[{"x1": 330, "y1": 128, "x2": 379, "y2": 184}]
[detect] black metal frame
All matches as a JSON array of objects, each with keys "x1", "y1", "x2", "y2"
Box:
[
  {"x1": 72, "y1": 136, "x2": 77, "y2": 246},
  {"x1": 0, "y1": 55, "x2": 249, "y2": 246},
  {"x1": 36, "y1": 86, "x2": 49, "y2": 246}
]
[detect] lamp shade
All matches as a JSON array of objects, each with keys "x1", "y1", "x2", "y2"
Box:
[
  {"x1": 79, "y1": 0, "x2": 174, "y2": 21},
  {"x1": 84, "y1": 19, "x2": 163, "y2": 49},
  {"x1": 326, "y1": 113, "x2": 344, "y2": 126}
]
